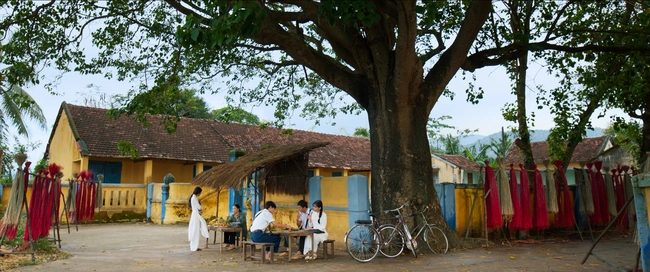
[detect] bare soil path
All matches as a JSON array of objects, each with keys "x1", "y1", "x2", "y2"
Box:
[{"x1": 6, "y1": 222, "x2": 640, "y2": 272}]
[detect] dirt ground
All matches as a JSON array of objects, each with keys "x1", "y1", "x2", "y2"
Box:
[{"x1": 3, "y1": 222, "x2": 642, "y2": 272}]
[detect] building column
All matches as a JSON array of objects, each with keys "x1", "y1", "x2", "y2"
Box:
[
  {"x1": 195, "y1": 162, "x2": 204, "y2": 175},
  {"x1": 347, "y1": 174, "x2": 369, "y2": 229},
  {"x1": 228, "y1": 149, "x2": 245, "y2": 214},
  {"x1": 143, "y1": 160, "x2": 153, "y2": 183}
]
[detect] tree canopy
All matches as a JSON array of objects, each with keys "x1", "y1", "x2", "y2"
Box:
[
  {"x1": 210, "y1": 106, "x2": 261, "y2": 125},
  {"x1": 3, "y1": 1, "x2": 650, "y2": 248}
]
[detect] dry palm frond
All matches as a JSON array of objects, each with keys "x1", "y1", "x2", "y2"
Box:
[{"x1": 192, "y1": 142, "x2": 329, "y2": 196}]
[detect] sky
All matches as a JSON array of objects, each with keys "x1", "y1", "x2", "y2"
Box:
[{"x1": 8, "y1": 57, "x2": 626, "y2": 167}]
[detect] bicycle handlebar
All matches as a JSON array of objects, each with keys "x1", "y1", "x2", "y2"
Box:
[{"x1": 383, "y1": 201, "x2": 410, "y2": 213}]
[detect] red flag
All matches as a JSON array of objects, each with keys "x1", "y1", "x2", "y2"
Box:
[
  {"x1": 553, "y1": 160, "x2": 574, "y2": 228},
  {"x1": 508, "y1": 164, "x2": 523, "y2": 230},
  {"x1": 484, "y1": 161, "x2": 502, "y2": 229},
  {"x1": 532, "y1": 165, "x2": 549, "y2": 230},
  {"x1": 519, "y1": 164, "x2": 533, "y2": 230}
]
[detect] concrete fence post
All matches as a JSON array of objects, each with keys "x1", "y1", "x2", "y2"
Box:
[{"x1": 347, "y1": 174, "x2": 370, "y2": 229}]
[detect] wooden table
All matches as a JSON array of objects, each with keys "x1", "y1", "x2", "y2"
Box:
[
  {"x1": 207, "y1": 226, "x2": 243, "y2": 253},
  {"x1": 273, "y1": 230, "x2": 314, "y2": 262}
]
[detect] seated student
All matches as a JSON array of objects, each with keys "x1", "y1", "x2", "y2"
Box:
[
  {"x1": 223, "y1": 204, "x2": 247, "y2": 250},
  {"x1": 291, "y1": 200, "x2": 312, "y2": 260},
  {"x1": 250, "y1": 201, "x2": 293, "y2": 261},
  {"x1": 303, "y1": 200, "x2": 328, "y2": 260}
]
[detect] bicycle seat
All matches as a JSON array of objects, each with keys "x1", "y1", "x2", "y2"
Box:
[{"x1": 355, "y1": 220, "x2": 373, "y2": 225}]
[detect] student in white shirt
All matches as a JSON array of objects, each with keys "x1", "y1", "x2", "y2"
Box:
[
  {"x1": 291, "y1": 200, "x2": 312, "y2": 260},
  {"x1": 249, "y1": 201, "x2": 293, "y2": 261}
]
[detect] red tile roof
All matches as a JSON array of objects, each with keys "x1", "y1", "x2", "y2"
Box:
[
  {"x1": 434, "y1": 154, "x2": 481, "y2": 172},
  {"x1": 49, "y1": 103, "x2": 371, "y2": 171},
  {"x1": 504, "y1": 136, "x2": 611, "y2": 165}
]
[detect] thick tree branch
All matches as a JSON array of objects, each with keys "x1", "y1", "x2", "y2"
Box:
[
  {"x1": 179, "y1": 0, "x2": 210, "y2": 17},
  {"x1": 368, "y1": 0, "x2": 398, "y2": 20},
  {"x1": 422, "y1": 0, "x2": 492, "y2": 111},
  {"x1": 164, "y1": 0, "x2": 211, "y2": 24},
  {"x1": 0, "y1": 0, "x2": 56, "y2": 30},
  {"x1": 394, "y1": 0, "x2": 422, "y2": 104},
  {"x1": 462, "y1": 42, "x2": 650, "y2": 72},
  {"x1": 252, "y1": 13, "x2": 363, "y2": 102},
  {"x1": 233, "y1": 43, "x2": 281, "y2": 51},
  {"x1": 297, "y1": 1, "x2": 366, "y2": 71},
  {"x1": 544, "y1": 0, "x2": 575, "y2": 42},
  {"x1": 418, "y1": 29, "x2": 446, "y2": 63},
  {"x1": 267, "y1": 10, "x2": 311, "y2": 23}
]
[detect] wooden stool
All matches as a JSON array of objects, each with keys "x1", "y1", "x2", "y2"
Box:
[
  {"x1": 243, "y1": 241, "x2": 275, "y2": 264},
  {"x1": 319, "y1": 239, "x2": 335, "y2": 259}
]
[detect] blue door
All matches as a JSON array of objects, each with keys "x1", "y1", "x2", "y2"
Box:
[{"x1": 88, "y1": 161, "x2": 122, "y2": 184}]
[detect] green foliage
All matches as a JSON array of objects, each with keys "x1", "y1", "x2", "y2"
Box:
[
  {"x1": 605, "y1": 118, "x2": 642, "y2": 166},
  {"x1": 427, "y1": 115, "x2": 455, "y2": 140},
  {"x1": 210, "y1": 106, "x2": 261, "y2": 125},
  {"x1": 117, "y1": 141, "x2": 140, "y2": 160},
  {"x1": 464, "y1": 145, "x2": 491, "y2": 166},
  {"x1": 318, "y1": 1, "x2": 381, "y2": 27},
  {"x1": 434, "y1": 129, "x2": 478, "y2": 156},
  {"x1": 109, "y1": 85, "x2": 212, "y2": 134},
  {"x1": 353, "y1": 127, "x2": 370, "y2": 138},
  {"x1": 33, "y1": 157, "x2": 48, "y2": 173},
  {"x1": 0, "y1": 66, "x2": 47, "y2": 149},
  {"x1": 487, "y1": 128, "x2": 515, "y2": 159},
  {"x1": 1, "y1": 139, "x2": 40, "y2": 180}
]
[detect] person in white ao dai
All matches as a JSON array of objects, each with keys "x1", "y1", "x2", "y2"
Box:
[
  {"x1": 188, "y1": 187, "x2": 209, "y2": 251},
  {"x1": 303, "y1": 200, "x2": 328, "y2": 260}
]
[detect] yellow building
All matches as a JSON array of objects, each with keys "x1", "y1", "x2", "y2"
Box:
[
  {"x1": 34, "y1": 102, "x2": 371, "y2": 231},
  {"x1": 431, "y1": 154, "x2": 481, "y2": 184}
]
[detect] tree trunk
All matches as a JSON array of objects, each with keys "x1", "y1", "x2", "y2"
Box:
[
  {"x1": 638, "y1": 89, "x2": 650, "y2": 165},
  {"x1": 641, "y1": 116, "x2": 650, "y2": 166},
  {"x1": 367, "y1": 83, "x2": 461, "y2": 248},
  {"x1": 514, "y1": 56, "x2": 535, "y2": 174},
  {"x1": 559, "y1": 91, "x2": 602, "y2": 171}
]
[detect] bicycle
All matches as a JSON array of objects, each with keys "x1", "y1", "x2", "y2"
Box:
[
  {"x1": 344, "y1": 202, "x2": 448, "y2": 262},
  {"x1": 343, "y1": 209, "x2": 397, "y2": 262},
  {"x1": 380, "y1": 201, "x2": 449, "y2": 258}
]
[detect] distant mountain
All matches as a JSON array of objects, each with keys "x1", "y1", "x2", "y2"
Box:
[
  {"x1": 463, "y1": 127, "x2": 604, "y2": 156},
  {"x1": 459, "y1": 134, "x2": 486, "y2": 146}
]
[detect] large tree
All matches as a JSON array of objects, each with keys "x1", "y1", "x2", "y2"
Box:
[{"x1": 2, "y1": 1, "x2": 650, "y2": 248}]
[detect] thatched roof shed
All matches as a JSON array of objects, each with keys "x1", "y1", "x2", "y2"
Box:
[{"x1": 191, "y1": 142, "x2": 330, "y2": 195}]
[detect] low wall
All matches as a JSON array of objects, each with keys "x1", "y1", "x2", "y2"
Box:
[{"x1": 1, "y1": 183, "x2": 148, "y2": 223}]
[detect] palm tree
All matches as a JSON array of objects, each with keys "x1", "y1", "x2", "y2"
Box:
[{"x1": 0, "y1": 67, "x2": 47, "y2": 174}]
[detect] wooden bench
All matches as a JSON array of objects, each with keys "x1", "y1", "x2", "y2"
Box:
[
  {"x1": 243, "y1": 241, "x2": 275, "y2": 264},
  {"x1": 319, "y1": 239, "x2": 335, "y2": 259}
]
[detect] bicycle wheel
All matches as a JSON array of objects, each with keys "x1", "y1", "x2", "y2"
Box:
[
  {"x1": 424, "y1": 225, "x2": 449, "y2": 254},
  {"x1": 345, "y1": 224, "x2": 380, "y2": 262},
  {"x1": 377, "y1": 225, "x2": 404, "y2": 258}
]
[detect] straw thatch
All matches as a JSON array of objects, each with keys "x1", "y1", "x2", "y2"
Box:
[{"x1": 191, "y1": 142, "x2": 330, "y2": 195}]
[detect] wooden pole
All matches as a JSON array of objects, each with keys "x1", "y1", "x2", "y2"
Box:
[{"x1": 580, "y1": 196, "x2": 633, "y2": 265}]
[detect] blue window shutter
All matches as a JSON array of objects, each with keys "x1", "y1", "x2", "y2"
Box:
[
  {"x1": 89, "y1": 161, "x2": 122, "y2": 184},
  {"x1": 332, "y1": 172, "x2": 342, "y2": 177}
]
